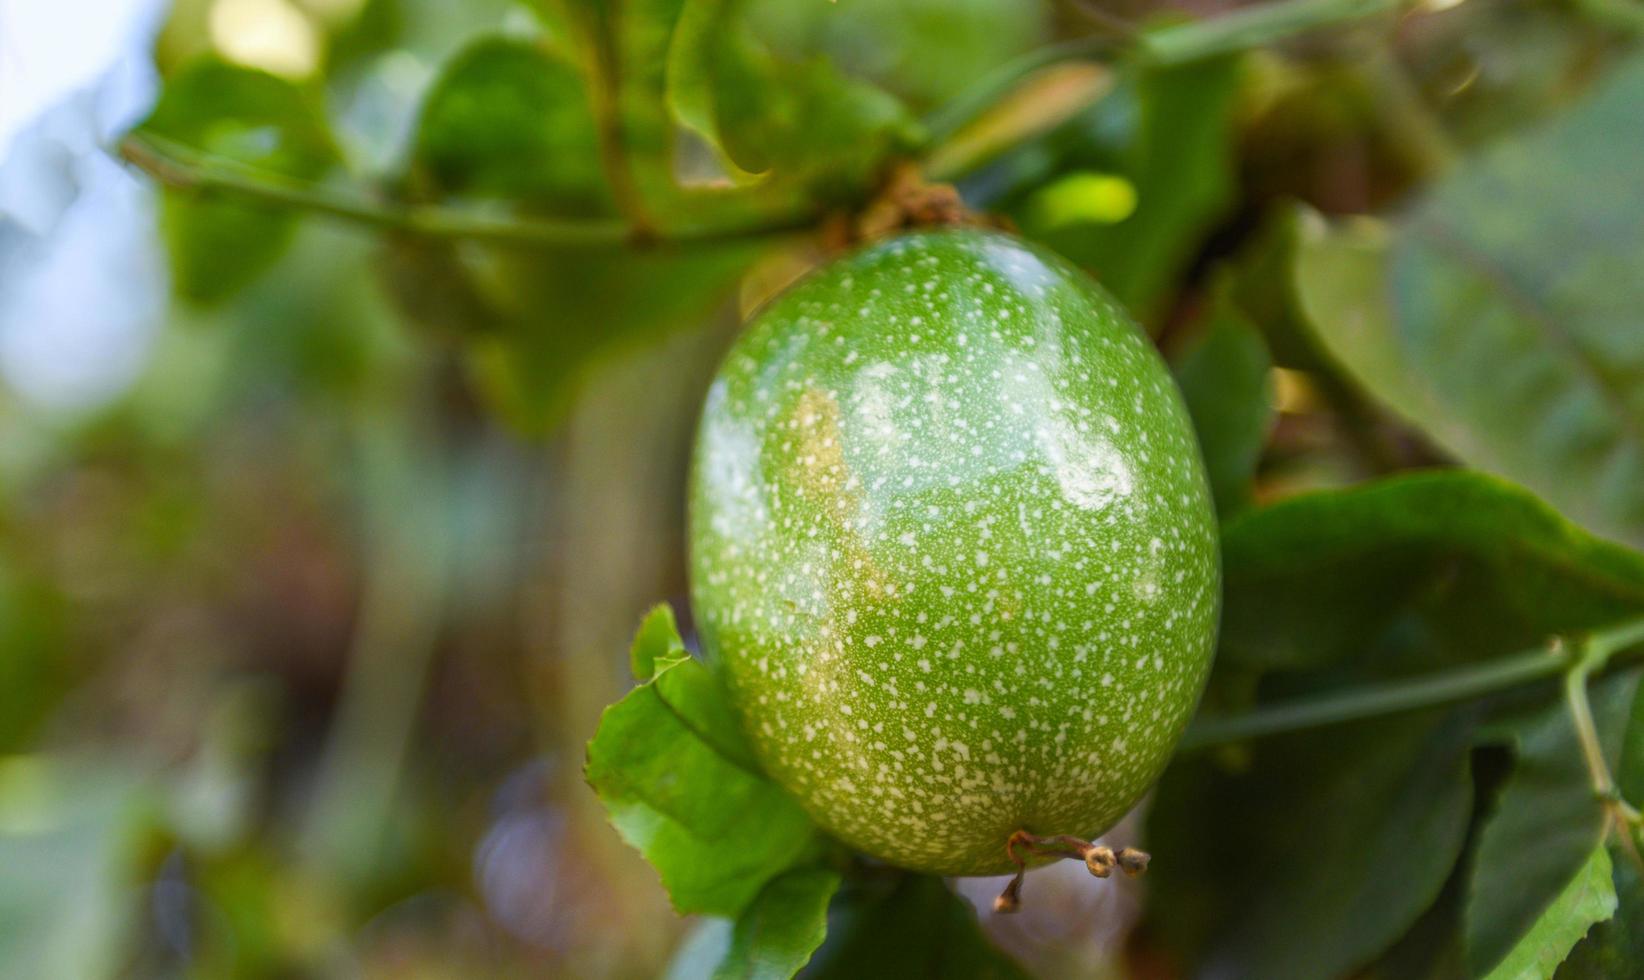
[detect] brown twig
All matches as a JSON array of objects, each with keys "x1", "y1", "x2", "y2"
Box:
[{"x1": 993, "y1": 829, "x2": 1149, "y2": 913}]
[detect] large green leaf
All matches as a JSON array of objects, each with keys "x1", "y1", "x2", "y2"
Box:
[
  {"x1": 1147, "y1": 712, "x2": 1475, "y2": 980},
  {"x1": 667, "y1": 0, "x2": 919, "y2": 195},
  {"x1": 801, "y1": 873, "x2": 1029, "y2": 979},
  {"x1": 1172, "y1": 293, "x2": 1275, "y2": 518},
  {"x1": 746, "y1": 0, "x2": 1048, "y2": 109},
  {"x1": 585, "y1": 606, "x2": 822, "y2": 916},
  {"x1": 1485, "y1": 847, "x2": 1616, "y2": 980},
  {"x1": 1558, "y1": 848, "x2": 1644, "y2": 980},
  {"x1": 408, "y1": 36, "x2": 611, "y2": 214},
  {"x1": 668, "y1": 870, "x2": 1026, "y2": 980},
  {"x1": 1219, "y1": 470, "x2": 1644, "y2": 674},
  {"x1": 134, "y1": 59, "x2": 338, "y2": 304},
  {"x1": 717, "y1": 869, "x2": 841, "y2": 980},
  {"x1": 1466, "y1": 671, "x2": 1640, "y2": 976},
  {"x1": 1294, "y1": 54, "x2": 1644, "y2": 549}
]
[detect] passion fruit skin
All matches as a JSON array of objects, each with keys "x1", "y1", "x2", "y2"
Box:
[{"x1": 688, "y1": 228, "x2": 1219, "y2": 877}]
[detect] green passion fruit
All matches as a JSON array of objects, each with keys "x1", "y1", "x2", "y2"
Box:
[{"x1": 688, "y1": 228, "x2": 1219, "y2": 880}]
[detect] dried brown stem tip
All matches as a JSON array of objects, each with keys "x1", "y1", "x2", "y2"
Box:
[
  {"x1": 1083, "y1": 845, "x2": 1116, "y2": 878},
  {"x1": 993, "y1": 830, "x2": 1151, "y2": 913},
  {"x1": 993, "y1": 872, "x2": 1024, "y2": 914},
  {"x1": 828, "y1": 161, "x2": 1011, "y2": 253}
]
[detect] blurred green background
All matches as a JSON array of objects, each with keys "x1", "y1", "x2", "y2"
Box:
[{"x1": 1, "y1": 0, "x2": 1638, "y2": 976}]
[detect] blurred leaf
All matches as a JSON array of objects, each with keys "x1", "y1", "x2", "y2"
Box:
[
  {"x1": 1221, "y1": 205, "x2": 1324, "y2": 370},
  {"x1": 550, "y1": 0, "x2": 697, "y2": 201},
  {"x1": 1022, "y1": 170, "x2": 1138, "y2": 229},
  {"x1": 667, "y1": 0, "x2": 919, "y2": 193},
  {"x1": 1400, "y1": 2, "x2": 1614, "y2": 148},
  {"x1": 1466, "y1": 671, "x2": 1639, "y2": 976},
  {"x1": 1484, "y1": 847, "x2": 1615, "y2": 980},
  {"x1": 0, "y1": 563, "x2": 71, "y2": 752},
  {"x1": 1360, "y1": 860, "x2": 1469, "y2": 980},
  {"x1": 1021, "y1": 55, "x2": 1240, "y2": 318},
  {"x1": 1291, "y1": 213, "x2": 1412, "y2": 389},
  {"x1": 179, "y1": 220, "x2": 411, "y2": 400},
  {"x1": 924, "y1": 64, "x2": 1113, "y2": 181},
  {"x1": 1172, "y1": 295, "x2": 1275, "y2": 517},
  {"x1": 715, "y1": 868, "x2": 842, "y2": 979},
  {"x1": 746, "y1": 0, "x2": 1048, "y2": 108},
  {"x1": 585, "y1": 607, "x2": 821, "y2": 916},
  {"x1": 1220, "y1": 470, "x2": 1644, "y2": 674},
  {"x1": 0, "y1": 758, "x2": 149, "y2": 977},
  {"x1": 1558, "y1": 848, "x2": 1644, "y2": 979},
  {"x1": 135, "y1": 59, "x2": 338, "y2": 304},
  {"x1": 1147, "y1": 712, "x2": 1474, "y2": 980},
  {"x1": 1293, "y1": 54, "x2": 1644, "y2": 549},
  {"x1": 802, "y1": 873, "x2": 1029, "y2": 979},
  {"x1": 409, "y1": 36, "x2": 611, "y2": 214}
]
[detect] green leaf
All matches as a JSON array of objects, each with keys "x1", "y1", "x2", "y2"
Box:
[
  {"x1": 1293, "y1": 54, "x2": 1644, "y2": 549},
  {"x1": 715, "y1": 868, "x2": 842, "y2": 980},
  {"x1": 1484, "y1": 847, "x2": 1616, "y2": 980},
  {"x1": 667, "y1": 0, "x2": 919, "y2": 192},
  {"x1": 1466, "y1": 671, "x2": 1640, "y2": 976},
  {"x1": 552, "y1": 0, "x2": 709, "y2": 202},
  {"x1": 1172, "y1": 293, "x2": 1275, "y2": 517},
  {"x1": 802, "y1": 873, "x2": 1029, "y2": 979},
  {"x1": 409, "y1": 36, "x2": 611, "y2": 213},
  {"x1": 585, "y1": 609, "x2": 820, "y2": 916},
  {"x1": 625, "y1": 606, "x2": 759, "y2": 771},
  {"x1": 631, "y1": 603, "x2": 689, "y2": 679},
  {"x1": 745, "y1": 0, "x2": 1048, "y2": 109},
  {"x1": 1020, "y1": 55, "x2": 1240, "y2": 318},
  {"x1": 135, "y1": 59, "x2": 338, "y2": 304},
  {"x1": 1147, "y1": 712, "x2": 1475, "y2": 980},
  {"x1": 1558, "y1": 847, "x2": 1644, "y2": 980},
  {"x1": 1220, "y1": 470, "x2": 1644, "y2": 674}
]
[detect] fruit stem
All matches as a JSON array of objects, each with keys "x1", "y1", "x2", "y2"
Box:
[
  {"x1": 1562, "y1": 635, "x2": 1644, "y2": 873},
  {"x1": 993, "y1": 830, "x2": 1149, "y2": 914},
  {"x1": 1182, "y1": 616, "x2": 1644, "y2": 750}
]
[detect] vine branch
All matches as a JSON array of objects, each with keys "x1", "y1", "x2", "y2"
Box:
[
  {"x1": 117, "y1": 133, "x2": 815, "y2": 248},
  {"x1": 1562, "y1": 629, "x2": 1644, "y2": 870},
  {"x1": 1182, "y1": 616, "x2": 1644, "y2": 750}
]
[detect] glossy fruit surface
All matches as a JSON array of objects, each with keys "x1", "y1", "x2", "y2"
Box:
[{"x1": 688, "y1": 228, "x2": 1219, "y2": 876}]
